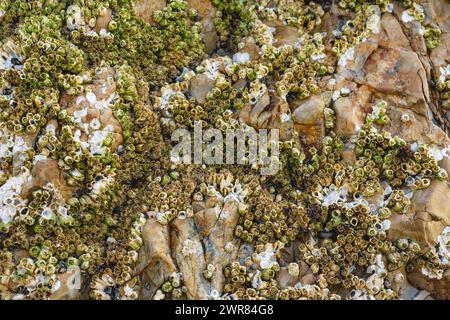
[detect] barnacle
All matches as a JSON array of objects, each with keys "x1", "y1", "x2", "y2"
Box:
[{"x1": 0, "y1": 0, "x2": 448, "y2": 302}]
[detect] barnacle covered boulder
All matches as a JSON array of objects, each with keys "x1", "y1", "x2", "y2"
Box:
[{"x1": 2, "y1": 0, "x2": 450, "y2": 302}]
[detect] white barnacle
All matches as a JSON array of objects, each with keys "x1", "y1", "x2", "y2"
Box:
[
  {"x1": 41, "y1": 207, "x2": 54, "y2": 220},
  {"x1": 401, "y1": 10, "x2": 415, "y2": 23},
  {"x1": 153, "y1": 289, "x2": 165, "y2": 300},
  {"x1": 89, "y1": 118, "x2": 101, "y2": 130},
  {"x1": 366, "y1": 14, "x2": 381, "y2": 34},
  {"x1": 205, "y1": 60, "x2": 220, "y2": 80},
  {"x1": 181, "y1": 239, "x2": 197, "y2": 256},
  {"x1": 86, "y1": 92, "x2": 97, "y2": 105},
  {"x1": 66, "y1": 5, "x2": 84, "y2": 30},
  {"x1": 233, "y1": 52, "x2": 250, "y2": 64}
]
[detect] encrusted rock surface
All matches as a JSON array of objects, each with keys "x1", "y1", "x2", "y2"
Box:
[{"x1": 0, "y1": 0, "x2": 449, "y2": 301}]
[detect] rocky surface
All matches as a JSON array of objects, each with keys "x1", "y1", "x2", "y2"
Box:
[{"x1": 0, "y1": 0, "x2": 449, "y2": 300}]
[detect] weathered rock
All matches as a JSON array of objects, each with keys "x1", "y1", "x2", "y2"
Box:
[
  {"x1": 334, "y1": 85, "x2": 371, "y2": 138},
  {"x1": 94, "y1": 8, "x2": 112, "y2": 33},
  {"x1": 50, "y1": 268, "x2": 88, "y2": 300},
  {"x1": 380, "y1": 14, "x2": 411, "y2": 50},
  {"x1": 407, "y1": 269, "x2": 449, "y2": 300},
  {"x1": 188, "y1": 0, "x2": 218, "y2": 54},
  {"x1": 189, "y1": 73, "x2": 215, "y2": 104},
  {"x1": 277, "y1": 267, "x2": 299, "y2": 289},
  {"x1": 419, "y1": 0, "x2": 450, "y2": 32},
  {"x1": 195, "y1": 199, "x2": 241, "y2": 294},
  {"x1": 170, "y1": 218, "x2": 209, "y2": 299},
  {"x1": 292, "y1": 94, "x2": 326, "y2": 146},
  {"x1": 384, "y1": 107, "x2": 450, "y2": 147},
  {"x1": 133, "y1": 0, "x2": 166, "y2": 25},
  {"x1": 136, "y1": 219, "x2": 177, "y2": 299},
  {"x1": 273, "y1": 26, "x2": 299, "y2": 47},
  {"x1": 388, "y1": 180, "x2": 450, "y2": 247},
  {"x1": 362, "y1": 47, "x2": 429, "y2": 117},
  {"x1": 238, "y1": 38, "x2": 261, "y2": 61},
  {"x1": 21, "y1": 159, "x2": 74, "y2": 200},
  {"x1": 292, "y1": 94, "x2": 325, "y2": 125}
]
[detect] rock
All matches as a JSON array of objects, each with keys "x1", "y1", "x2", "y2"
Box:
[
  {"x1": 133, "y1": 0, "x2": 166, "y2": 24},
  {"x1": 62, "y1": 67, "x2": 123, "y2": 153},
  {"x1": 338, "y1": 38, "x2": 378, "y2": 80},
  {"x1": 388, "y1": 180, "x2": 450, "y2": 247},
  {"x1": 430, "y1": 34, "x2": 450, "y2": 75},
  {"x1": 136, "y1": 219, "x2": 177, "y2": 299},
  {"x1": 170, "y1": 218, "x2": 209, "y2": 299},
  {"x1": 292, "y1": 94, "x2": 325, "y2": 125},
  {"x1": 276, "y1": 267, "x2": 299, "y2": 289},
  {"x1": 420, "y1": 0, "x2": 450, "y2": 32},
  {"x1": 50, "y1": 268, "x2": 87, "y2": 300},
  {"x1": 201, "y1": 199, "x2": 240, "y2": 294},
  {"x1": 407, "y1": 268, "x2": 450, "y2": 300},
  {"x1": 188, "y1": 0, "x2": 218, "y2": 54},
  {"x1": 384, "y1": 107, "x2": 450, "y2": 147},
  {"x1": 94, "y1": 8, "x2": 112, "y2": 33},
  {"x1": 362, "y1": 47, "x2": 429, "y2": 117},
  {"x1": 292, "y1": 94, "x2": 326, "y2": 146},
  {"x1": 21, "y1": 159, "x2": 74, "y2": 200},
  {"x1": 189, "y1": 73, "x2": 215, "y2": 104},
  {"x1": 341, "y1": 144, "x2": 357, "y2": 166},
  {"x1": 273, "y1": 26, "x2": 299, "y2": 47},
  {"x1": 249, "y1": 91, "x2": 271, "y2": 127},
  {"x1": 334, "y1": 85, "x2": 371, "y2": 138},
  {"x1": 238, "y1": 38, "x2": 261, "y2": 61},
  {"x1": 380, "y1": 14, "x2": 411, "y2": 50}
]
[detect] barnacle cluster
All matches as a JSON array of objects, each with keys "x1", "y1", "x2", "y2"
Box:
[{"x1": 0, "y1": 0, "x2": 448, "y2": 300}]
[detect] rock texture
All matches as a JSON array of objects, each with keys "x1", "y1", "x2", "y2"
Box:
[{"x1": 0, "y1": 0, "x2": 449, "y2": 301}]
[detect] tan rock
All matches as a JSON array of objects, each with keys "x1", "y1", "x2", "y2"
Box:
[
  {"x1": 419, "y1": 0, "x2": 450, "y2": 32},
  {"x1": 384, "y1": 107, "x2": 450, "y2": 147},
  {"x1": 361, "y1": 47, "x2": 429, "y2": 117},
  {"x1": 380, "y1": 14, "x2": 411, "y2": 50},
  {"x1": 188, "y1": 0, "x2": 218, "y2": 53},
  {"x1": 189, "y1": 73, "x2": 215, "y2": 104},
  {"x1": 407, "y1": 269, "x2": 450, "y2": 300},
  {"x1": 239, "y1": 38, "x2": 261, "y2": 61},
  {"x1": 50, "y1": 268, "x2": 87, "y2": 300},
  {"x1": 334, "y1": 85, "x2": 371, "y2": 138},
  {"x1": 294, "y1": 123, "x2": 325, "y2": 146},
  {"x1": 136, "y1": 219, "x2": 177, "y2": 299},
  {"x1": 94, "y1": 8, "x2": 112, "y2": 33},
  {"x1": 273, "y1": 26, "x2": 299, "y2": 47},
  {"x1": 388, "y1": 180, "x2": 450, "y2": 247},
  {"x1": 133, "y1": 0, "x2": 166, "y2": 25},
  {"x1": 292, "y1": 94, "x2": 325, "y2": 125},
  {"x1": 170, "y1": 218, "x2": 209, "y2": 299},
  {"x1": 276, "y1": 267, "x2": 299, "y2": 289},
  {"x1": 202, "y1": 199, "x2": 240, "y2": 294},
  {"x1": 21, "y1": 159, "x2": 74, "y2": 200}
]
